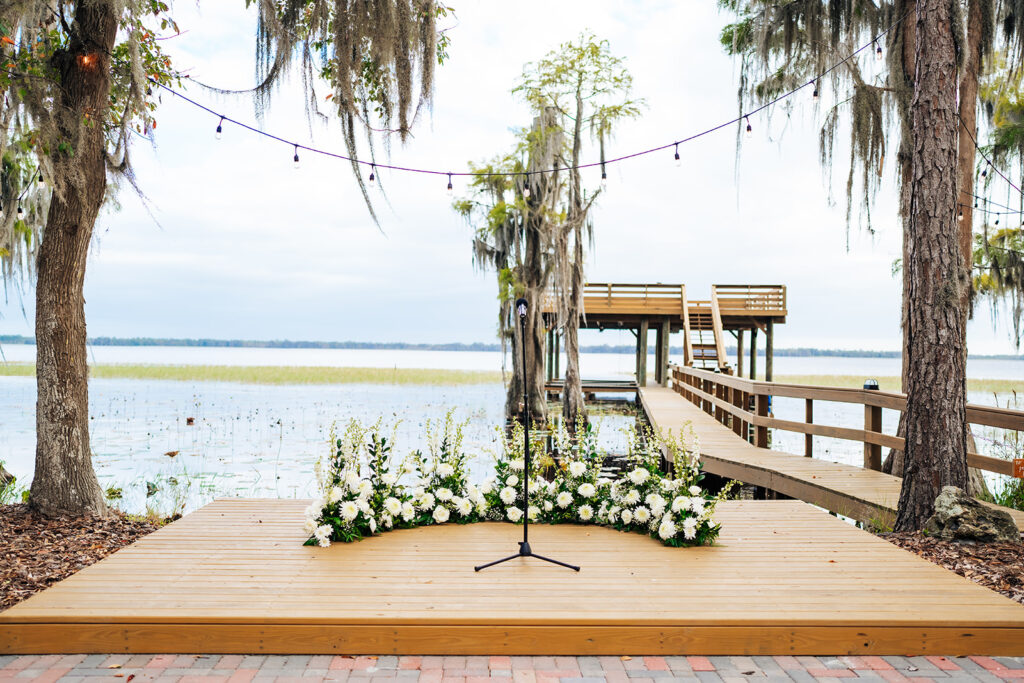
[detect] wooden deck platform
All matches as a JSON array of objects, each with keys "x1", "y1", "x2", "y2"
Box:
[
  {"x1": 3, "y1": 498, "x2": 1024, "y2": 655},
  {"x1": 639, "y1": 387, "x2": 1024, "y2": 529}
]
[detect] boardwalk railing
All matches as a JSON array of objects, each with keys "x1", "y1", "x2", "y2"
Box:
[{"x1": 669, "y1": 364, "x2": 1024, "y2": 477}]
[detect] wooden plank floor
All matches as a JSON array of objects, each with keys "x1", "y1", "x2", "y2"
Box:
[
  {"x1": 639, "y1": 387, "x2": 1024, "y2": 528},
  {"x1": 2, "y1": 499, "x2": 1024, "y2": 655}
]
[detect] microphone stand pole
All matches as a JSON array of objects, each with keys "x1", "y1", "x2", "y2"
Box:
[{"x1": 475, "y1": 299, "x2": 580, "y2": 573}]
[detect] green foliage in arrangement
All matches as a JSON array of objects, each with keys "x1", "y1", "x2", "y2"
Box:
[{"x1": 303, "y1": 411, "x2": 736, "y2": 549}]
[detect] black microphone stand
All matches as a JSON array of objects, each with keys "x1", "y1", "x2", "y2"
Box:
[{"x1": 475, "y1": 298, "x2": 580, "y2": 573}]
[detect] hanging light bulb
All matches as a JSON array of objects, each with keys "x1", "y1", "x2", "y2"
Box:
[
  {"x1": 875, "y1": 41, "x2": 883, "y2": 61},
  {"x1": 957, "y1": 207, "x2": 964, "y2": 221},
  {"x1": 16, "y1": 206, "x2": 24, "y2": 220},
  {"x1": 37, "y1": 172, "x2": 45, "y2": 187},
  {"x1": 981, "y1": 161, "x2": 990, "y2": 178},
  {"x1": 995, "y1": 217, "x2": 1000, "y2": 225},
  {"x1": 674, "y1": 143, "x2": 681, "y2": 167},
  {"x1": 293, "y1": 145, "x2": 301, "y2": 170},
  {"x1": 600, "y1": 164, "x2": 608, "y2": 191},
  {"x1": 812, "y1": 80, "x2": 819, "y2": 98},
  {"x1": 523, "y1": 173, "x2": 531, "y2": 199},
  {"x1": 0, "y1": 204, "x2": 4, "y2": 219},
  {"x1": 446, "y1": 173, "x2": 453, "y2": 195},
  {"x1": 745, "y1": 116, "x2": 753, "y2": 138},
  {"x1": 215, "y1": 117, "x2": 224, "y2": 140},
  {"x1": 369, "y1": 164, "x2": 376, "y2": 184}
]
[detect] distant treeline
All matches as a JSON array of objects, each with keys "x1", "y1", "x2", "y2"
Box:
[{"x1": 1, "y1": 335, "x2": 1022, "y2": 360}]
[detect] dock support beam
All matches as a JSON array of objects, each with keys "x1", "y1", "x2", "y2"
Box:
[
  {"x1": 636, "y1": 319, "x2": 648, "y2": 387},
  {"x1": 736, "y1": 330, "x2": 744, "y2": 378},
  {"x1": 766, "y1": 319, "x2": 774, "y2": 382},
  {"x1": 864, "y1": 405, "x2": 882, "y2": 470},
  {"x1": 659, "y1": 318, "x2": 671, "y2": 387},
  {"x1": 749, "y1": 328, "x2": 758, "y2": 380}
]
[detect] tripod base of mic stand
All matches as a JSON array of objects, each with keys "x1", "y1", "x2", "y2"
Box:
[{"x1": 474, "y1": 541, "x2": 581, "y2": 572}]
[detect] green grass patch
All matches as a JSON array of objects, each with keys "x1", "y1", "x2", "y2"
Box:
[
  {"x1": 774, "y1": 374, "x2": 1023, "y2": 394},
  {"x1": 0, "y1": 362, "x2": 503, "y2": 385}
]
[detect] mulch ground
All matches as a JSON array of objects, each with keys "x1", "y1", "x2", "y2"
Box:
[
  {"x1": 880, "y1": 531, "x2": 1024, "y2": 605},
  {"x1": 0, "y1": 504, "x2": 160, "y2": 611}
]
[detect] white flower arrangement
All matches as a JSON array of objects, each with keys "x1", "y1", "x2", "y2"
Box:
[{"x1": 306, "y1": 416, "x2": 732, "y2": 549}]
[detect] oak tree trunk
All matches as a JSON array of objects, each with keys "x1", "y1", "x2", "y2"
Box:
[
  {"x1": 29, "y1": 0, "x2": 116, "y2": 518},
  {"x1": 561, "y1": 86, "x2": 587, "y2": 431},
  {"x1": 895, "y1": 0, "x2": 969, "y2": 530}
]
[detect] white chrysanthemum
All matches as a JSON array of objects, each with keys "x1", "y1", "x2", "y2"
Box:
[
  {"x1": 507, "y1": 507, "x2": 523, "y2": 522},
  {"x1": 419, "y1": 492, "x2": 436, "y2": 509},
  {"x1": 689, "y1": 497, "x2": 706, "y2": 514},
  {"x1": 577, "y1": 482, "x2": 596, "y2": 499},
  {"x1": 672, "y1": 496, "x2": 688, "y2": 513},
  {"x1": 422, "y1": 461, "x2": 435, "y2": 474},
  {"x1": 529, "y1": 480, "x2": 540, "y2": 494},
  {"x1": 543, "y1": 500, "x2": 554, "y2": 512},
  {"x1": 506, "y1": 474, "x2": 519, "y2": 487},
  {"x1": 357, "y1": 480, "x2": 372, "y2": 497},
  {"x1": 499, "y1": 486, "x2": 517, "y2": 505},
  {"x1": 509, "y1": 459, "x2": 525, "y2": 471},
  {"x1": 620, "y1": 509, "x2": 633, "y2": 526},
  {"x1": 660, "y1": 479, "x2": 675, "y2": 492},
  {"x1": 436, "y1": 487, "x2": 453, "y2": 502},
  {"x1": 568, "y1": 461, "x2": 587, "y2": 478},
  {"x1": 658, "y1": 516, "x2": 677, "y2": 540},
  {"x1": 456, "y1": 497, "x2": 473, "y2": 516},
  {"x1": 356, "y1": 498, "x2": 370, "y2": 514},
  {"x1": 401, "y1": 502, "x2": 415, "y2": 522},
  {"x1": 627, "y1": 468, "x2": 650, "y2": 485},
  {"x1": 384, "y1": 497, "x2": 402, "y2": 516},
  {"x1": 528, "y1": 505, "x2": 540, "y2": 520},
  {"x1": 436, "y1": 462, "x2": 455, "y2": 478},
  {"x1": 634, "y1": 506, "x2": 651, "y2": 524},
  {"x1": 683, "y1": 516, "x2": 698, "y2": 540},
  {"x1": 314, "y1": 524, "x2": 332, "y2": 548},
  {"x1": 578, "y1": 504, "x2": 594, "y2": 521},
  {"x1": 340, "y1": 501, "x2": 359, "y2": 522},
  {"x1": 689, "y1": 485, "x2": 702, "y2": 496},
  {"x1": 382, "y1": 514, "x2": 393, "y2": 529},
  {"x1": 303, "y1": 517, "x2": 318, "y2": 534},
  {"x1": 650, "y1": 501, "x2": 667, "y2": 517},
  {"x1": 328, "y1": 486, "x2": 345, "y2": 504},
  {"x1": 480, "y1": 480, "x2": 494, "y2": 494},
  {"x1": 432, "y1": 505, "x2": 450, "y2": 523},
  {"x1": 382, "y1": 472, "x2": 398, "y2": 486},
  {"x1": 344, "y1": 470, "x2": 360, "y2": 490},
  {"x1": 623, "y1": 489, "x2": 641, "y2": 505},
  {"x1": 556, "y1": 491, "x2": 573, "y2": 508},
  {"x1": 413, "y1": 486, "x2": 425, "y2": 498}
]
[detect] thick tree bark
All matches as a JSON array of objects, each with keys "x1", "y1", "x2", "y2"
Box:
[
  {"x1": 29, "y1": 0, "x2": 116, "y2": 518},
  {"x1": 895, "y1": 0, "x2": 969, "y2": 531}
]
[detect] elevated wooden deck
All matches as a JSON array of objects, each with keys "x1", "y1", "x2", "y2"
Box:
[
  {"x1": 2, "y1": 499, "x2": 1024, "y2": 655},
  {"x1": 639, "y1": 386, "x2": 1024, "y2": 529}
]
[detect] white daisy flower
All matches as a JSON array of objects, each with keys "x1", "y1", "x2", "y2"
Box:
[
  {"x1": 328, "y1": 486, "x2": 345, "y2": 504},
  {"x1": 480, "y1": 480, "x2": 494, "y2": 495},
  {"x1": 659, "y1": 517, "x2": 677, "y2": 540},
  {"x1": 456, "y1": 498, "x2": 473, "y2": 516},
  {"x1": 356, "y1": 498, "x2": 370, "y2": 513},
  {"x1": 437, "y1": 463, "x2": 455, "y2": 478},
  {"x1": 577, "y1": 482, "x2": 596, "y2": 499},
  {"x1": 357, "y1": 480, "x2": 372, "y2": 497},
  {"x1": 436, "y1": 487, "x2": 453, "y2": 502},
  {"x1": 578, "y1": 504, "x2": 594, "y2": 521},
  {"x1": 506, "y1": 474, "x2": 520, "y2": 487},
  {"x1": 419, "y1": 492, "x2": 436, "y2": 509},
  {"x1": 568, "y1": 461, "x2": 587, "y2": 478},
  {"x1": 340, "y1": 501, "x2": 359, "y2": 522},
  {"x1": 507, "y1": 507, "x2": 523, "y2": 522},
  {"x1": 672, "y1": 496, "x2": 688, "y2": 513},
  {"x1": 556, "y1": 491, "x2": 573, "y2": 509},
  {"x1": 689, "y1": 497, "x2": 706, "y2": 514},
  {"x1": 528, "y1": 480, "x2": 540, "y2": 494},
  {"x1": 628, "y1": 468, "x2": 650, "y2": 485},
  {"x1": 384, "y1": 497, "x2": 402, "y2": 516},
  {"x1": 314, "y1": 524, "x2": 332, "y2": 548},
  {"x1": 683, "y1": 516, "x2": 698, "y2": 540},
  {"x1": 344, "y1": 470, "x2": 360, "y2": 490},
  {"x1": 432, "y1": 506, "x2": 450, "y2": 523},
  {"x1": 510, "y1": 459, "x2": 525, "y2": 471},
  {"x1": 303, "y1": 517, "x2": 318, "y2": 535},
  {"x1": 624, "y1": 489, "x2": 641, "y2": 505},
  {"x1": 620, "y1": 509, "x2": 633, "y2": 525},
  {"x1": 401, "y1": 502, "x2": 415, "y2": 522},
  {"x1": 499, "y1": 486, "x2": 517, "y2": 505},
  {"x1": 634, "y1": 506, "x2": 651, "y2": 524}
]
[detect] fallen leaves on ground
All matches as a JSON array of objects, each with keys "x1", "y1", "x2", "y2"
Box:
[
  {"x1": 0, "y1": 504, "x2": 159, "y2": 611},
  {"x1": 880, "y1": 531, "x2": 1024, "y2": 604}
]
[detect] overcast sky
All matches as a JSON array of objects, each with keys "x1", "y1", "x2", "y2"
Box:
[{"x1": 0, "y1": 0, "x2": 1018, "y2": 354}]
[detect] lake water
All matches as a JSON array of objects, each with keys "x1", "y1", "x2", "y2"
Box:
[{"x1": 1, "y1": 344, "x2": 1022, "y2": 515}]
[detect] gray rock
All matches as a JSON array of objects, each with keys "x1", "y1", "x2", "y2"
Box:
[{"x1": 924, "y1": 486, "x2": 1020, "y2": 543}]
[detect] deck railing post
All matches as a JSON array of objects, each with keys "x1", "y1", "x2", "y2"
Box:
[
  {"x1": 864, "y1": 404, "x2": 882, "y2": 470},
  {"x1": 756, "y1": 392, "x2": 769, "y2": 448},
  {"x1": 805, "y1": 399, "x2": 813, "y2": 457}
]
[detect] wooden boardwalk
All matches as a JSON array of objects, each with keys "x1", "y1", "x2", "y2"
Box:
[
  {"x1": 3, "y1": 498, "x2": 1024, "y2": 655},
  {"x1": 639, "y1": 386, "x2": 1024, "y2": 528}
]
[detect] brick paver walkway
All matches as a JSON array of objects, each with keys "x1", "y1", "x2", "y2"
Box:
[{"x1": 3, "y1": 655, "x2": 1024, "y2": 683}]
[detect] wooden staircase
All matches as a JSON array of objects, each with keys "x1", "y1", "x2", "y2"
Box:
[{"x1": 682, "y1": 288, "x2": 730, "y2": 371}]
